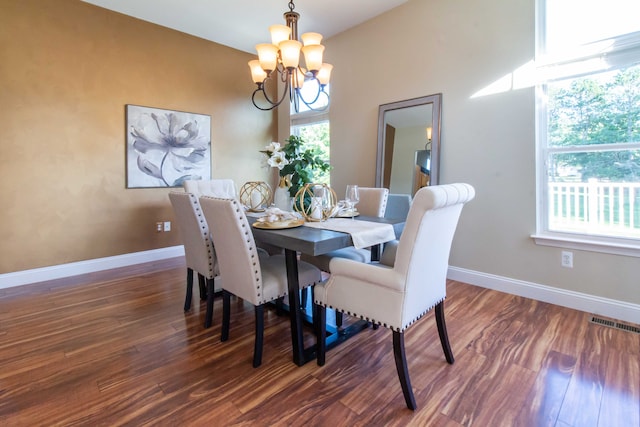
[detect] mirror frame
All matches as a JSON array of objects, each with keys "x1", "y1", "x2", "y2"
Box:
[{"x1": 375, "y1": 93, "x2": 442, "y2": 191}]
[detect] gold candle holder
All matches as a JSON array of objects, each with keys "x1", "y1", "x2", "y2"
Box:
[
  {"x1": 293, "y1": 183, "x2": 337, "y2": 221},
  {"x1": 239, "y1": 181, "x2": 271, "y2": 212}
]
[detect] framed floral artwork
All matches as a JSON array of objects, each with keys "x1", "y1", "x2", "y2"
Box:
[{"x1": 126, "y1": 104, "x2": 211, "y2": 188}]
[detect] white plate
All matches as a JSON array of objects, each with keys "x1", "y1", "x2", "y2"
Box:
[
  {"x1": 335, "y1": 211, "x2": 360, "y2": 218},
  {"x1": 252, "y1": 219, "x2": 305, "y2": 229}
]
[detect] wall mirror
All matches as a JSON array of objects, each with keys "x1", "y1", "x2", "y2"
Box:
[{"x1": 375, "y1": 93, "x2": 442, "y2": 195}]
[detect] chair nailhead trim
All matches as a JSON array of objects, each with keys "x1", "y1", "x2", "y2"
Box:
[{"x1": 315, "y1": 296, "x2": 446, "y2": 332}]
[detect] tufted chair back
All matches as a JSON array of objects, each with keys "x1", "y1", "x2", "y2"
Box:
[
  {"x1": 169, "y1": 192, "x2": 216, "y2": 279},
  {"x1": 198, "y1": 196, "x2": 266, "y2": 305},
  {"x1": 355, "y1": 187, "x2": 389, "y2": 217},
  {"x1": 169, "y1": 191, "x2": 220, "y2": 327},
  {"x1": 183, "y1": 179, "x2": 237, "y2": 199},
  {"x1": 384, "y1": 193, "x2": 412, "y2": 220},
  {"x1": 392, "y1": 183, "x2": 475, "y2": 330}
]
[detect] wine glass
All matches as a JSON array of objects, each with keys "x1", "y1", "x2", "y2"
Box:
[{"x1": 345, "y1": 185, "x2": 359, "y2": 219}]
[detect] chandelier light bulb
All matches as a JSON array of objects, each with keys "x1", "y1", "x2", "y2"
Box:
[
  {"x1": 317, "y1": 63, "x2": 333, "y2": 85},
  {"x1": 301, "y1": 32, "x2": 323, "y2": 46},
  {"x1": 301, "y1": 44, "x2": 324, "y2": 73},
  {"x1": 279, "y1": 40, "x2": 302, "y2": 69},
  {"x1": 248, "y1": 60, "x2": 268, "y2": 84},
  {"x1": 256, "y1": 43, "x2": 278, "y2": 72},
  {"x1": 269, "y1": 24, "x2": 291, "y2": 45}
]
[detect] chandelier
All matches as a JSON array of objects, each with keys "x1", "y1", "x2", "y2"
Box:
[{"x1": 248, "y1": 1, "x2": 332, "y2": 112}]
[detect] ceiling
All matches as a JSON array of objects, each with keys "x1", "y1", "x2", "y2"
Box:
[{"x1": 82, "y1": 0, "x2": 408, "y2": 54}]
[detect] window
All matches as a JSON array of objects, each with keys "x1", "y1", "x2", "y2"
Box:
[
  {"x1": 290, "y1": 82, "x2": 330, "y2": 185},
  {"x1": 535, "y1": 0, "x2": 640, "y2": 255}
]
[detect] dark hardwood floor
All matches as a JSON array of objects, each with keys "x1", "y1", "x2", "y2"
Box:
[{"x1": 0, "y1": 258, "x2": 638, "y2": 426}]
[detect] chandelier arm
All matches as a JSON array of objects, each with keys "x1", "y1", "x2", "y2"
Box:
[
  {"x1": 294, "y1": 86, "x2": 329, "y2": 112},
  {"x1": 251, "y1": 74, "x2": 291, "y2": 110},
  {"x1": 296, "y1": 81, "x2": 323, "y2": 105}
]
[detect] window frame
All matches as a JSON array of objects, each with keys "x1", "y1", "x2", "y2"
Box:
[{"x1": 533, "y1": 0, "x2": 640, "y2": 257}]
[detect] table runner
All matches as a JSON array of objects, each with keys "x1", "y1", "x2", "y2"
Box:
[{"x1": 302, "y1": 218, "x2": 395, "y2": 249}]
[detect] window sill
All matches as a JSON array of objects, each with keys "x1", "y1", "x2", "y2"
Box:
[{"x1": 531, "y1": 233, "x2": 640, "y2": 257}]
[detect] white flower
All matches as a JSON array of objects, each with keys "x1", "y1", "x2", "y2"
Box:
[
  {"x1": 268, "y1": 151, "x2": 289, "y2": 170},
  {"x1": 264, "y1": 141, "x2": 282, "y2": 153}
]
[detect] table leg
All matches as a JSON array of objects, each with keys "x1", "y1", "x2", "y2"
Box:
[
  {"x1": 371, "y1": 244, "x2": 381, "y2": 262},
  {"x1": 284, "y1": 249, "x2": 305, "y2": 366}
]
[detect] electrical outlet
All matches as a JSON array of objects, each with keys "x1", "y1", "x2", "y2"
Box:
[
  {"x1": 163, "y1": 221, "x2": 171, "y2": 232},
  {"x1": 561, "y1": 251, "x2": 573, "y2": 268},
  {"x1": 156, "y1": 222, "x2": 163, "y2": 232}
]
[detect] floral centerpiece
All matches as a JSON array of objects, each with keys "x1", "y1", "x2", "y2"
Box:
[{"x1": 261, "y1": 135, "x2": 331, "y2": 198}]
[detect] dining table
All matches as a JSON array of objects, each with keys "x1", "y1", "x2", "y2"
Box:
[{"x1": 250, "y1": 214, "x2": 405, "y2": 366}]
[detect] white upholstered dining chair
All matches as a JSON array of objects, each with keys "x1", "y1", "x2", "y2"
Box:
[
  {"x1": 384, "y1": 193, "x2": 412, "y2": 220},
  {"x1": 169, "y1": 191, "x2": 219, "y2": 328},
  {"x1": 183, "y1": 178, "x2": 237, "y2": 199},
  {"x1": 199, "y1": 196, "x2": 323, "y2": 367},
  {"x1": 314, "y1": 183, "x2": 475, "y2": 410}
]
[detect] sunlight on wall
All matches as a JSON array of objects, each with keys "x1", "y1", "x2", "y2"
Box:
[
  {"x1": 471, "y1": 60, "x2": 537, "y2": 98},
  {"x1": 471, "y1": 34, "x2": 634, "y2": 99}
]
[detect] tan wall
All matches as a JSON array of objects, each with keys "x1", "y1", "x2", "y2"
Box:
[
  {"x1": 0, "y1": 0, "x2": 276, "y2": 273},
  {"x1": 326, "y1": 0, "x2": 639, "y2": 305}
]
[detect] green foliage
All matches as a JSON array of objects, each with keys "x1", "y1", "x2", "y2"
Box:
[
  {"x1": 548, "y1": 66, "x2": 640, "y2": 182},
  {"x1": 293, "y1": 122, "x2": 331, "y2": 185},
  {"x1": 277, "y1": 135, "x2": 331, "y2": 197}
]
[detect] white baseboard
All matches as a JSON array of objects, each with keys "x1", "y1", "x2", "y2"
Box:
[
  {"x1": 448, "y1": 266, "x2": 640, "y2": 325},
  {"x1": 3, "y1": 252, "x2": 637, "y2": 325},
  {"x1": 0, "y1": 246, "x2": 185, "y2": 290}
]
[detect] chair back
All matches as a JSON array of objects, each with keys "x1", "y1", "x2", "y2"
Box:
[
  {"x1": 184, "y1": 179, "x2": 237, "y2": 199},
  {"x1": 199, "y1": 196, "x2": 264, "y2": 306},
  {"x1": 169, "y1": 192, "x2": 216, "y2": 279},
  {"x1": 384, "y1": 194, "x2": 412, "y2": 220},
  {"x1": 355, "y1": 187, "x2": 389, "y2": 217},
  {"x1": 393, "y1": 183, "x2": 475, "y2": 327}
]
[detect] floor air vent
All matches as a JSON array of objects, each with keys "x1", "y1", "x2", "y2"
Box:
[{"x1": 590, "y1": 316, "x2": 640, "y2": 334}]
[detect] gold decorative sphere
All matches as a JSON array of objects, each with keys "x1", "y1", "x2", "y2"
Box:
[
  {"x1": 239, "y1": 181, "x2": 272, "y2": 212},
  {"x1": 294, "y1": 183, "x2": 337, "y2": 221}
]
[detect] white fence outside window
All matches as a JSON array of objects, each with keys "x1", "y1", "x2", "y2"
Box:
[{"x1": 548, "y1": 180, "x2": 640, "y2": 238}]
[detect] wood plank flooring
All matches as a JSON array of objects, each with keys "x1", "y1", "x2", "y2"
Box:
[{"x1": 0, "y1": 258, "x2": 638, "y2": 426}]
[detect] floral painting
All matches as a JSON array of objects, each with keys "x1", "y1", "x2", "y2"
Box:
[{"x1": 126, "y1": 105, "x2": 211, "y2": 188}]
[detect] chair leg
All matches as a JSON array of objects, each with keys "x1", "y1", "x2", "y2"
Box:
[
  {"x1": 392, "y1": 331, "x2": 417, "y2": 410},
  {"x1": 184, "y1": 268, "x2": 194, "y2": 312},
  {"x1": 316, "y1": 304, "x2": 327, "y2": 366},
  {"x1": 198, "y1": 273, "x2": 207, "y2": 301},
  {"x1": 204, "y1": 278, "x2": 214, "y2": 328},
  {"x1": 253, "y1": 305, "x2": 265, "y2": 368},
  {"x1": 435, "y1": 301, "x2": 455, "y2": 364},
  {"x1": 311, "y1": 288, "x2": 318, "y2": 332},
  {"x1": 221, "y1": 290, "x2": 231, "y2": 342},
  {"x1": 300, "y1": 287, "x2": 308, "y2": 311},
  {"x1": 336, "y1": 311, "x2": 343, "y2": 328}
]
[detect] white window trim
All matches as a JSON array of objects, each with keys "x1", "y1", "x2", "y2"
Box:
[
  {"x1": 533, "y1": 1, "x2": 640, "y2": 256},
  {"x1": 290, "y1": 109, "x2": 329, "y2": 127}
]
